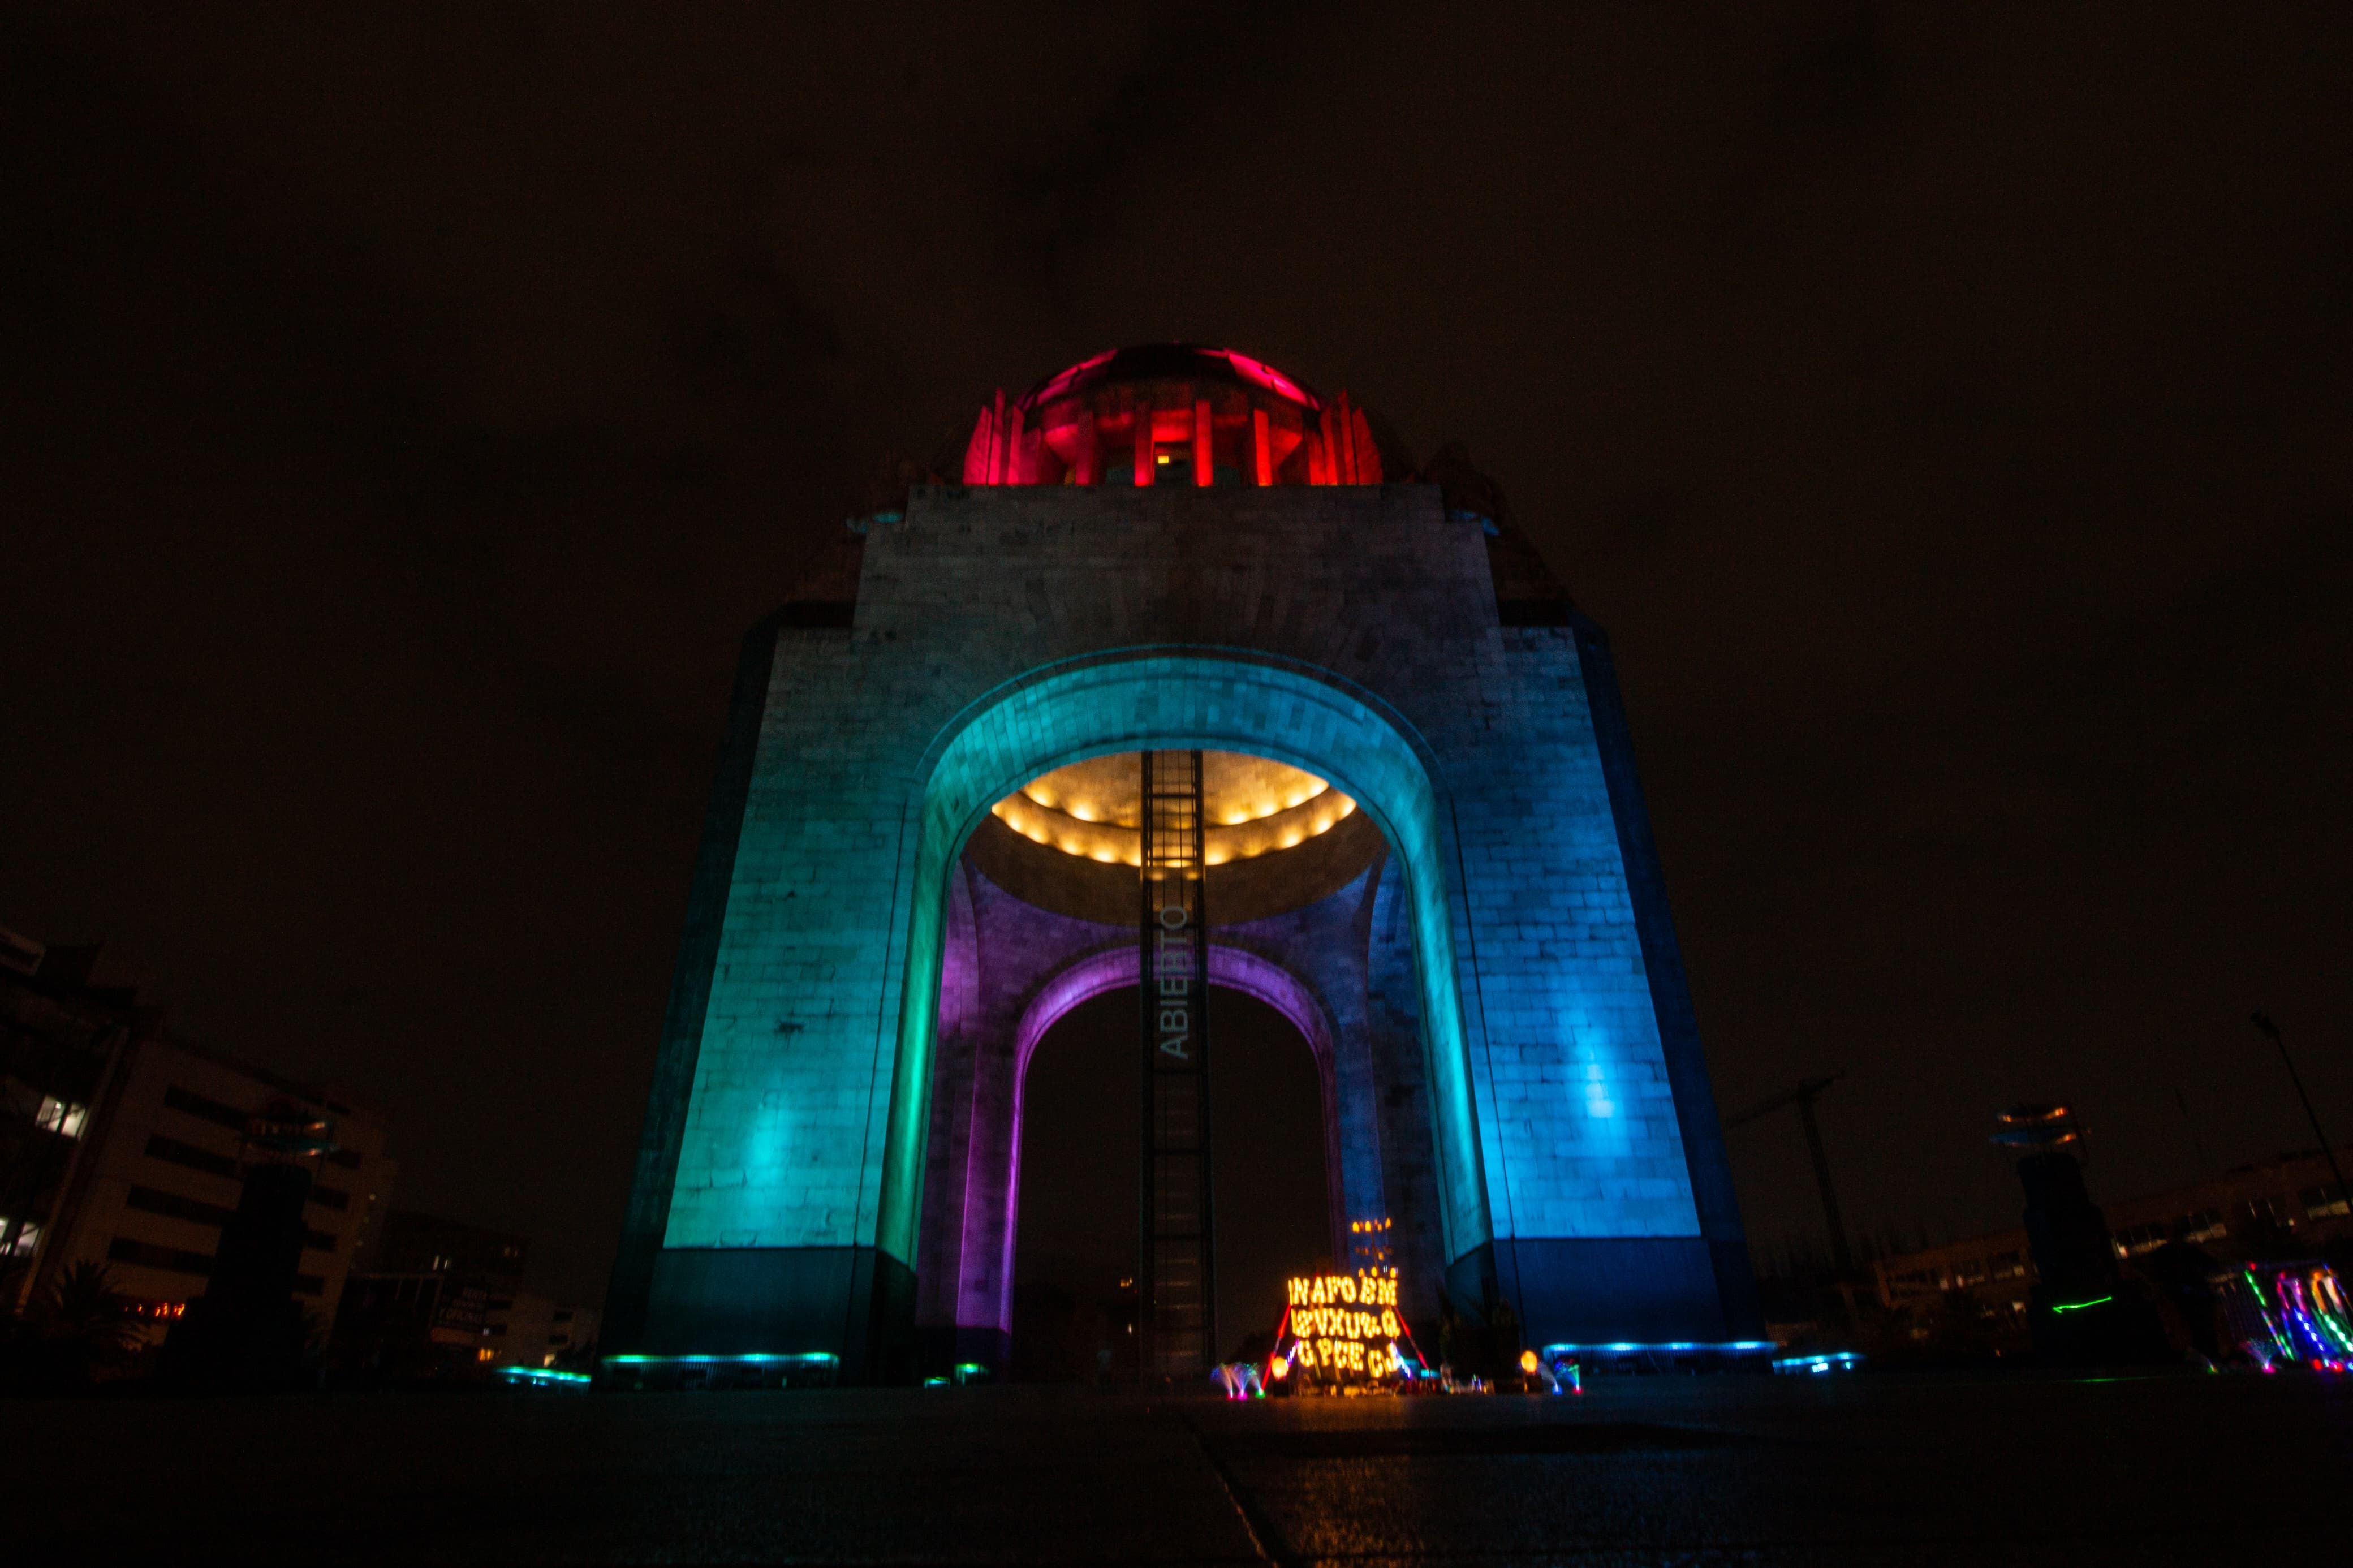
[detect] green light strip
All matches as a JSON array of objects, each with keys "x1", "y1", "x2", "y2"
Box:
[
  {"x1": 2049, "y1": 1295, "x2": 2113, "y2": 1313},
  {"x1": 499, "y1": 1366, "x2": 593, "y2": 1385}
]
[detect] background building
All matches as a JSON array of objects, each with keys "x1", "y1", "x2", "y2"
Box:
[
  {"x1": 1872, "y1": 1149, "x2": 2352, "y2": 1343},
  {"x1": 373, "y1": 1209, "x2": 527, "y2": 1281},
  {"x1": 544, "y1": 1302, "x2": 600, "y2": 1365},
  {"x1": 1, "y1": 928, "x2": 393, "y2": 1341},
  {"x1": 330, "y1": 1211, "x2": 597, "y2": 1374}
]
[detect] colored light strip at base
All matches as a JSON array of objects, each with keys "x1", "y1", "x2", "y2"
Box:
[
  {"x1": 1541, "y1": 1341, "x2": 1778, "y2": 1356},
  {"x1": 601, "y1": 1352, "x2": 840, "y2": 1366},
  {"x1": 1772, "y1": 1351, "x2": 1865, "y2": 1375},
  {"x1": 498, "y1": 1365, "x2": 592, "y2": 1386}
]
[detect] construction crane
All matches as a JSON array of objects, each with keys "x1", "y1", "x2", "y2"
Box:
[{"x1": 1723, "y1": 1073, "x2": 1852, "y2": 1277}]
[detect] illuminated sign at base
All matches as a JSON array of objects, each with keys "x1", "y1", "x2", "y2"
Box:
[{"x1": 1272, "y1": 1268, "x2": 1417, "y2": 1386}]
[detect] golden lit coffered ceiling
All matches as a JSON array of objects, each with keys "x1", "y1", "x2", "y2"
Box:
[{"x1": 992, "y1": 752, "x2": 1356, "y2": 867}]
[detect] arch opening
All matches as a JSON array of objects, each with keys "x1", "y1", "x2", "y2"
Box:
[
  {"x1": 1009, "y1": 983, "x2": 1333, "y2": 1379},
  {"x1": 888, "y1": 651, "x2": 1494, "y2": 1372}
]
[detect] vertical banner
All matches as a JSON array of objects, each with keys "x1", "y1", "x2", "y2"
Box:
[{"x1": 1139, "y1": 749, "x2": 1215, "y2": 1378}]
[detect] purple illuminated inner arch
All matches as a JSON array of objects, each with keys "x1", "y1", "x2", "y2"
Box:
[{"x1": 964, "y1": 944, "x2": 1342, "y2": 1336}]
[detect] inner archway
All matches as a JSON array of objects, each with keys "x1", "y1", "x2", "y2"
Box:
[
  {"x1": 1011, "y1": 985, "x2": 1333, "y2": 1380},
  {"x1": 889, "y1": 651, "x2": 1494, "y2": 1358},
  {"x1": 890, "y1": 651, "x2": 1519, "y2": 1382}
]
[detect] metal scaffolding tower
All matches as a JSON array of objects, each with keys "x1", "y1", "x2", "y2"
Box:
[{"x1": 1138, "y1": 749, "x2": 1215, "y2": 1377}]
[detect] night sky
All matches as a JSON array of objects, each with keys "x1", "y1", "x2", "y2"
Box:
[{"x1": 6, "y1": 8, "x2": 2348, "y2": 1309}]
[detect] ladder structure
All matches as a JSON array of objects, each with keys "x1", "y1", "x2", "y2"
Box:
[{"x1": 1137, "y1": 749, "x2": 1216, "y2": 1377}]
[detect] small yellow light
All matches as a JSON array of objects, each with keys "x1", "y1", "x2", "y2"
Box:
[{"x1": 1519, "y1": 1349, "x2": 1540, "y2": 1376}]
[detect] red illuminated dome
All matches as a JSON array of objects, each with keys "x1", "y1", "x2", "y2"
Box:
[{"x1": 962, "y1": 344, "x2": 1384, "y2": 488}]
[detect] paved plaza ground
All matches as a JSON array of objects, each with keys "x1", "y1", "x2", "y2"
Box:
[{"x1": 6, "y1": 1369, "x2": 2345, "y2": 1563}]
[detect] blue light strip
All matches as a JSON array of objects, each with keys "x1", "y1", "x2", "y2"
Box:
[
  {"x1": 601, "y1": 1352, "x2": 839, "y2": 1367},
  {"x1": 1540, "y1": 1340, "x2": 1777, "y2": 1356},
  {"x1": 499, "y1": 1365, "x2": 593, "y2": 1386},
  {"x1": 1772, "y1": 1351, "x2": 1864, "y2": 1375}
]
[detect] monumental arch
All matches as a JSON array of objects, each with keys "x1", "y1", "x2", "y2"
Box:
[{"x1": 606, "y1": 345, "x2": 1760, "y2": 1380}]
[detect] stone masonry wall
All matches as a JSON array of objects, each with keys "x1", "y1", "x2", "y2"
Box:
[{"x1": 658, "y1": 484, "x2": 1699, "y2": 1270}]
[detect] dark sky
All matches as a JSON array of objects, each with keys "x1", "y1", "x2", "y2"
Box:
[{"x1": 5, "y1": 6, "x2": 2349, "y2": 1306}]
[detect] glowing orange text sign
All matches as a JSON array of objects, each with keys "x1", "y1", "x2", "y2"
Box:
[{"x1": 1283, "y1": 1271, "x2": 1406, "y2": 1377}]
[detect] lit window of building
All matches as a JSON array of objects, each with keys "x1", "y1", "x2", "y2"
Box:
[
  {"x1": 35, "y1": 1096, "x2": 88, "y2": 1138},
  {"x1": 2302, "y1": 1186, "x2": 2351, "y2": 1221}
]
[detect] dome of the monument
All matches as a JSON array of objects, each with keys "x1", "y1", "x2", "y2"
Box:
[
  {"x1": 962, "y1": 343, "x2": 1384, "y2": 487},
  {"x1": 1015, "y1": 343, "x2": 1322, "y2": 413}
]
